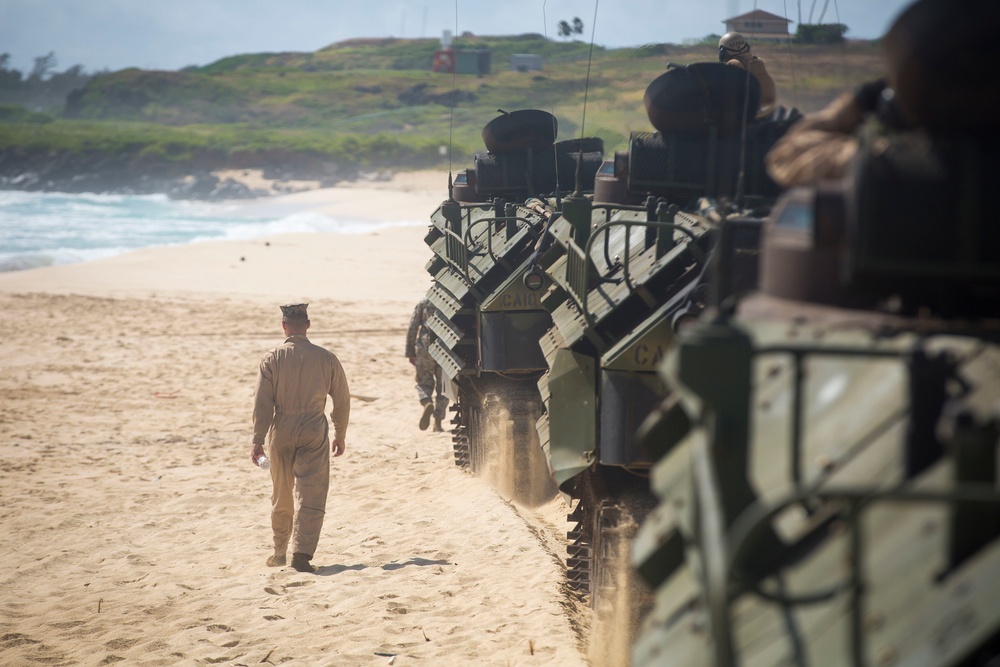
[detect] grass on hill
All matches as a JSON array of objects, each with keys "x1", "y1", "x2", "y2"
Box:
[{"x1": 0, "y1": 36, "x2": 885, "y2": 175}]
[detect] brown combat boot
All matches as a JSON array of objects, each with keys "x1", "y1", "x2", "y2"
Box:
[
  {"x1": 419, "y1": 400, "x2": 434, "y2": 431},
  {"x1": 291, "y1": 552, "x2": 317, "y2": 573}
]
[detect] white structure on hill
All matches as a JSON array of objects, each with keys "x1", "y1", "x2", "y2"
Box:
[{"x1": 723, "y1": 9, "x2": 793, "y2": 42}]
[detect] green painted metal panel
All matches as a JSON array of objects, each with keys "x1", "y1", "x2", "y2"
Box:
[
  {"x1": 425, "y1": 311, "x2": 463, "y2": 350},
  {"x1": 631, "y1": 502, "x2": 686, "y2": 588},
  {"x1": 480, "y1": 255, "x2": 549, "y2": 313},
  {"x1": 428, "y1": 340, "x2": 464, "y2": 380},
  {"x1": 631, "y1": 564, "x2": 709, "y2": 666},
  {"x1": 546, "y1": 347, "x2": 597, "y2": 491},
  {"x1": 636, "y1": 392, "x2": 693, "y2": 463},
  {"x1": 603, "y1": 305, "x2": 677, "y2": 372}
]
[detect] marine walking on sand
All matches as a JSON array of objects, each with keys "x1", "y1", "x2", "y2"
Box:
[
  {"x1": 251, "y1": 303, "x2": 351, "y2": 573},
  {"x1": 405, "y1": 296, "x2": 449, "y2": 432}
]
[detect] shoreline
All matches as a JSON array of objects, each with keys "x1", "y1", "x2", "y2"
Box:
[
  {"x1": 0, "y1": 228, "x2": 435, "y2": 303},
  {"x1": 0, "y1": 168, "x2": 452, "y2": 281}
]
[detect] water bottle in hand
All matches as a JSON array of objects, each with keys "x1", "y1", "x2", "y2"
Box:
[{"x1": 256, "y1": 454, "x2": 270, "y2": 470}]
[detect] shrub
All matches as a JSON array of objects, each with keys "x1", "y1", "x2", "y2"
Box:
[{"x1": 795, "y1": 24, "x2": 848, "y2": 44}]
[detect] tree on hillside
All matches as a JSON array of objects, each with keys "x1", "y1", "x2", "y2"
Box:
[
  {"x1": 29, "y1": 52, "x2": 57, "y2": 82},
  {"x1": 557, "y1": 17, "x2": 584, "y2": 40},
  {"x1": 0, "y1": 52, "x2": 92, "y2": 112},
  {"x1": 0, "y1": 54, "x2": 23, "y2": 91}
]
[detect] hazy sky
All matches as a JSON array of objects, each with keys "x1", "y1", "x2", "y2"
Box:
[{"x1": 1, "y1": 0, "x2": 914, "y2": 74}]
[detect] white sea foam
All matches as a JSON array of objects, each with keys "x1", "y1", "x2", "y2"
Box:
[
  {"x1": 197, "y1": 210, "x2": 419, "y2": 243},
  {"x1": 0, "y1": 190, "x2": 419, "y2": 273}
]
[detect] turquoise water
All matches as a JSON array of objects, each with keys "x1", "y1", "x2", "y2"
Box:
[{"x1": 0, "y1": 190, "x2": 415, "y2": 272}]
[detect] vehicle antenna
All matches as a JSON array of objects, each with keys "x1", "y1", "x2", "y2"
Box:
[
  {"x1": 542, "y1": 0, "x2": 562, "y2": 207},
  {"x1": 735, "y1": 0, "x2": 799, "y2": 208},
  {"x1": 733, "y1": 0, "x2": 762, "y2": 209},
  {"x1": 575, "y1": 0, "x2": 601, "y2": 196},
  {"x1": 446, "y1": 0, "x2": 459, "y2": 202},
  {"x1": 782, "y1": 0, "x2": 802, "y2": 110}
]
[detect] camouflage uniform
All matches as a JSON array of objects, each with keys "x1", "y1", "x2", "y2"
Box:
[
  {"x1": 405, "y1": 297, "x2": 449, "y2": 430},
  {"x1": 253, "y1": 306, "x2": 351, "y2": 566},
  {"x1": 765, "y1": 89, "x2": 869, "y2": 188}
]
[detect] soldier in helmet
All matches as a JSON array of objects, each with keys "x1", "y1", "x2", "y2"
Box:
[
  {"x1": 405, "y1": 297, "x2": 449, "y2": 432},
  {"x1": 251, "y1": 303, "x2": 351, "y2": 573},
  {"x1": 719, "y1": 31, "x2": 777, "y2": 114}
]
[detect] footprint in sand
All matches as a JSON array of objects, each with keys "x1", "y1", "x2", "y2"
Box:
[
  {"x1": 264, "y1": 586, "x2": 285, "y2": 596},
  {"x1": 264, "y1": 615, "x2": 285, "y2": 621},
  {"x1": 1, "y1": 633, "x2": 40, "y2": 647},
  {"x1": 205, "y1": 624, "x2": 233, "y2": 634}
]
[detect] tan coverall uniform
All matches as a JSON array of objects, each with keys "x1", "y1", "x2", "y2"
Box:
[{"x1": 252, "y1": 334, "x2": 350, "y2": 558}]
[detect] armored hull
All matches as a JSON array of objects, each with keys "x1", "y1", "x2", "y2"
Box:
[{"x1": 633, "y1": 121, "x2": 1000, "y2": 665}]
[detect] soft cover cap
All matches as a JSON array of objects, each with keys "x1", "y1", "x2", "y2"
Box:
[{"x1": 280, "y1": 303, "x2": 309, "y2": 321}]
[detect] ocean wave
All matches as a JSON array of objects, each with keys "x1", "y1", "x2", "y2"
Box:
[
  {"x1": 0, "y1": 191, "x2": 424, "y2": 273},
  {"x1": 197, "y1": 210, "x2": 422, "y2": 242},
  {"x1": 0, "y1": 190, "x2": 171, "y2": 207}
]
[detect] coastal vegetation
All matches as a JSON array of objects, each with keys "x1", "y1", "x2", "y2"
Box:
[
  {"x1": 0, "y1": 51, "x2": 95, "y2": 112},
  {"x1": 0, "y1": 35, "x2": 883, "y2": 194}
]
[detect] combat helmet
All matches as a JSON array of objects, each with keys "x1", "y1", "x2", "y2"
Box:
[{"x1": 719, "y1": 32, "x2": 750, "y2": 61}]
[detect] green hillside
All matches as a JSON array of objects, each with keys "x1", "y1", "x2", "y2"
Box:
[{"x1": 0, "y1": 35, "x2": 884, "y2": 185}]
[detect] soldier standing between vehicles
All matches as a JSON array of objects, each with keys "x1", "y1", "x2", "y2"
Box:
[
  {"x1": 406, "y1": 297, "x2": 449, "y2": 432},
  {"x1": 719, "y1": 32, "x2": 777, "y2": 114},
  {"x1": 251, "y1": 303, "x2": 351, "y2": 573}
]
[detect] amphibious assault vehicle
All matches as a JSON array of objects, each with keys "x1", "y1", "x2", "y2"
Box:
[
  {"x1": 421, "y1": 107, "x2": 604, "y2": 508},
  {"x1": 420, "y1": 61, "x2": 799, "y2": 640},
  {"x1": 632, "y1": 88, "x2": 1000, "y2": 667}
]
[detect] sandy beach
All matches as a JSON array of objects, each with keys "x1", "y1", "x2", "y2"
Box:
[{"x1": 0, "y1": 172, "x2": 591, "y2": 666}]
